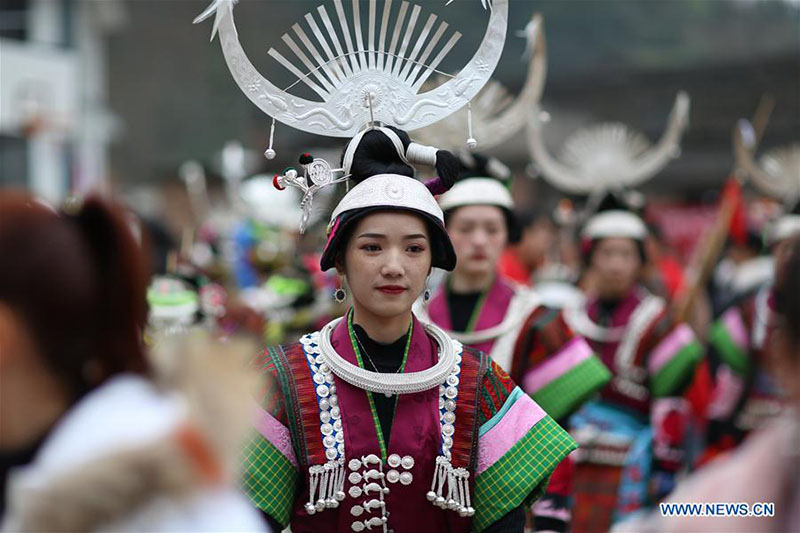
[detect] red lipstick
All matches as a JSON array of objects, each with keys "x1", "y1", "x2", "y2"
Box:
[{"x1": 377, "y1": 285, "x2": 407, "y2": 295}]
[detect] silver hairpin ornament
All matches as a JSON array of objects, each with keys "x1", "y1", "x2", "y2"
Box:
[{"x1": 273, "y1": 153, "x2": 349, "y2": 233}]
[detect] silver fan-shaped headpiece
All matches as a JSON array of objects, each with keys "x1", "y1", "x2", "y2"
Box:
[
  {"x1": 413, "y1": 13, "x2": 546, "y2": 151},
  {"x1": 527, "y1": 91, "x2": 691, "y2": 195},
  {"x1": 195, "y1": 0, "x2": 509, "y2": 142},
  {"x1": 195, "y1": 0, "x2": 510, "y2": 233},
  {"x1": 734, "y1": 119, "x2": 800, "y2": 203}
]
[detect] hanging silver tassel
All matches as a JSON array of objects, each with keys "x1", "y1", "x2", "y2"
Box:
[
  {"x1": 455, "y1": 468, "x2": 474, "y2": 517},
  {"x1": 334, "y1": 458, "x2": 346, "y2": 503},
  {"x1": 305, "y1": 461, "x2": 346, "y2": 514},
  {"x1": 427, "y1": 458, "x2": 474, "y2": 517},
  {"x1": 427, "y1": 456, "x2": 451, "y2": 509},
  {"x1": 446, "y1": 466, "x2": 458, "y2": 510},
  {"x1": 316, "y1": 467, "x2": 329, "y2": 512},
  {"x1": 264, "y1": 118, "x2": 277, "y2": 160},
  {"x1": 305, "y1": 465, "x2": 323, "y2": 514},
  {"x1": 324, "y1": 462, "x2": 336, "y2": 507},
  {"x1": 466, "y1": 102, "x2": 477, "y2": 149}
]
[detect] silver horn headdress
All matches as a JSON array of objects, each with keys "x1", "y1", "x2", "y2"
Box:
[
  {"x1": 734, "y1": 118, "x2": 800, "y2": 244},
  {"x1": 413, "y1": 13, "x2": 546, "y2": 151},
  {"x1": 195, "y1": 0, "x2": 509, "y2": 145},
  {"x1": 195, "y1": 0, "x2": 510, "y2": 232},
  {"x1": 528, "y1": 91, "x2": 691, "y2": 195},
  {"x1": 734, "y1": 119, "x2": 800, "y2": 202}
]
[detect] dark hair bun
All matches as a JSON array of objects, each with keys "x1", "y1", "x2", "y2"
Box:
[
  {"x1": 433, "y1": 149, "x2": 460, "y2": 190},
  {"x1": 344, "y1": 126, "x2": 414, "y2": 183}
]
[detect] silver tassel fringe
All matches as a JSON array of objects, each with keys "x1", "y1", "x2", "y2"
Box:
[{"x1": 426, "y1": 457, "x2": 474, "y2": 517}]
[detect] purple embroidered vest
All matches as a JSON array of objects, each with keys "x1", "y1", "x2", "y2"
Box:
[{"x1": 288, "y1": 317, "x2": 483, "y2": 533}]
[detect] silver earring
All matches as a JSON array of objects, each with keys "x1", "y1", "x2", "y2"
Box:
[{"x1": 334, "y1": 287, "x2": 346, "y2": 303}]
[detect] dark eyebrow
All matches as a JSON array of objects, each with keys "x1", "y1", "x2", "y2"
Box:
[{"x1": 356, "y1": 233, "x2": 428, "y2": 240}]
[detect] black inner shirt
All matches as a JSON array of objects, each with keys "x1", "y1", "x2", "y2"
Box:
[
  {"x1": 351, "y1": 324, "x2": 408, "y2": 445},
  {"x1": 446, "y1": 290, "x2": 483, "y2": 332},
  {"x1": 597, "y1": 297, "x2": 622, "y2": 325}
]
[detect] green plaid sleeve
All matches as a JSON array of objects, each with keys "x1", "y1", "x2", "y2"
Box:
[
  {"x1": 242, "y1": 432, "x2": 298, "y2": 527},
  {"x1": 472, "y1": 415, "x2": 577, "y2": 532}
]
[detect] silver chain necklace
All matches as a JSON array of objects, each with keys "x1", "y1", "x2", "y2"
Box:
[
  {"x1": 352, "y1": 328, "x2": 407, "y2": 398},
  {"x1": 353, "y1": 328, "x2": 406, "y2": 374}
]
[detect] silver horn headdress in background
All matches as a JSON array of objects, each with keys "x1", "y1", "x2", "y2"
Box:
[
  {"x1": 734, "y1": 119, "x2": 800, "y2": 202},
  {"x1": 528, "y1": 91, "x2": 691, "y2": 195},
  {"x1": 195, "y1": 0, "x2": 509, "y2": 150},
  {"x1": 413, "y1": 13, "x2": 546, "y2": 151},
  {"x1": 734, "y1": 117, "x2": 800, "y2": 245}
]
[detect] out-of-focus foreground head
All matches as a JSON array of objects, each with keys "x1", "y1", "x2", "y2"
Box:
[
  {"x1": 0, "y1": 191, "x2": 150, "y2": 402},
  {"x1": 771, "y1": 235, "x2": 800, "y2": 404}
]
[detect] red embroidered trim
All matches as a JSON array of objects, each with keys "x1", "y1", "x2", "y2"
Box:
[
  {"x1": 451, "y1": 346, "x2": 483, "y2": 470},
  {"x1": 283, "y1": 342, "x2": 327, "y2": 466}
]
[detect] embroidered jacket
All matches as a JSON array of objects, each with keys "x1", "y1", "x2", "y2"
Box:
[
  {"x1": 424, "y1": 276, "x2": 610, "y2": 421},
  {"x1": 706, "y1": 285, "x2": 784, "y2": 451},
  {"x1": 243, "y1": 315, "x2": 576, "y2": 532}
]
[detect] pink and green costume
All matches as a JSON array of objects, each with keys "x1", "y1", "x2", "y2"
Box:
[{"x1": 243, "y1": 314, "x2": 576, "y2": 532}]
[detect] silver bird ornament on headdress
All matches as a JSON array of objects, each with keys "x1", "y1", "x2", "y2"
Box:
[
  {"x1": 528, "y1": 91, "x2": 691, "y2": 195},
  {"x1": 272, "y1": 153, "x2": 349, "y2": 233}
]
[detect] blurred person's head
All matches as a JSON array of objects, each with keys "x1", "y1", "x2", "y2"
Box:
[
  {"x1": 770, "y1": 235, "x2": 800, "y2": 406},
  {"x1": 438, "y1": 153, "x2": 516, "y2": 287},
  {"x1": 0, "y1": 192, "x2": 150, "y2": 449},
  {"x1": 589, "y1": 237, "x2": 645, "y2": 300},
  {"x1": 515, "y1": 207, "x2": 556, "y2": 270},
  {"x1": 446, "y1": 205, "x2": 508, "y2": 283},
  {"x1": 581, "y1": 192, "x2": 647, "y2": 300}
]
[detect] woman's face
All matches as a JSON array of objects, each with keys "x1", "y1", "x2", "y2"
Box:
[
  {"x1": 447, "y1": 205, "x2": 508, "y2": 278},
  {"x1": 340, "y1": 211, "x2": 432, "y2": 320},
  {"x1": 590, "y1": 237, "x2": 642, "y2": 299}
]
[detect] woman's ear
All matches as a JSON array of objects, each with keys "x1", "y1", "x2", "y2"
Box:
[{"x1": 334, "y1": 256, "x2": 345, "y2": 277}]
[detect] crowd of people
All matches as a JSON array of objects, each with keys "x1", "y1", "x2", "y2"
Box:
[{"x1": 2, "y1": 1, "x2": 799, "y2": 531}]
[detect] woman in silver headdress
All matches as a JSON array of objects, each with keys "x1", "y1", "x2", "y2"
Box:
[{"x1": 244, "y1": 126, "x2": 577, "y2": 533}]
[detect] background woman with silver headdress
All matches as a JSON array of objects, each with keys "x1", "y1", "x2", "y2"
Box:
[
  {"x1": 702, "y1": 116, "x2": 800, "y2": 463},
  {"x1": 528, "y1": 81, "x2": 704, "y2": 530},
  {"x1": 415, "y1": 149, "x2": 611, "y2": 533}
]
